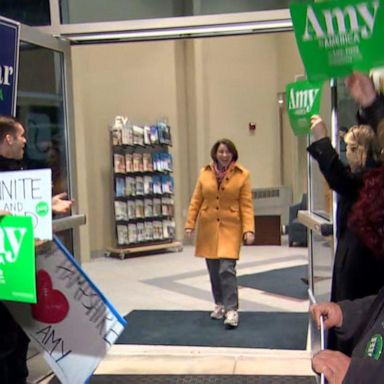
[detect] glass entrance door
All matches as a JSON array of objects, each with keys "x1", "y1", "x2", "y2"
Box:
[{"x1": 16, "y1": 24, "x2": 81, "y2": 257}]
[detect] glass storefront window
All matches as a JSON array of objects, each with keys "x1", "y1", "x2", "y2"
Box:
[
  {"x1": 0, "y1": 0, "x2": 50, "y2": 26},
  {"x1": 17, "y1": 43, "x2": 69, "y2": 197}
]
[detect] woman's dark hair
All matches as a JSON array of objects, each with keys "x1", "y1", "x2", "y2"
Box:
[{"x1": 210, "y1": 138, "x2": 238, "y2": 162}]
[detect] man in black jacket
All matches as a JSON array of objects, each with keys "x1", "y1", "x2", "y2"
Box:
[
  {"x1": 0, "y1": 115, "x2": 72, "y2": 383},
  {"x1": 311, "y1": 291, "x2": 384, "y2": 384}
]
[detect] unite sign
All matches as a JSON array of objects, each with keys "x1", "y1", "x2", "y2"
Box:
[{"x1": 302, "y1": 1, "x2": 379, "y2": 47}]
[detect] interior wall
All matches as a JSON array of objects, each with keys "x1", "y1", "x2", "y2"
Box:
[
  {"x1": 71, "y1": 33, "x2": 306, "y2": 260},
  {"x1": 71, "y1": 41, "x2": 183, "y2": 260},
  {"x1": 194, "y1": 34, "x2": 281, "y2": 188}
]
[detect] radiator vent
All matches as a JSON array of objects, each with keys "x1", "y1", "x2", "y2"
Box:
[
  {"x1": 253, "y1": 189, "x2": 280, "y2": 199},
  {"x1": 252, "y1": 186, "x2": 292, "y2": 225}
]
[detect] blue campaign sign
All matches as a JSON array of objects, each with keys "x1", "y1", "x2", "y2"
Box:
[{"x1": 0, "y1": 16, "x2": 20, "y2": 116}]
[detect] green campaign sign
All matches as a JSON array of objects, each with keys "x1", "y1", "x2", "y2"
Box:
[
  {"x1": 290, "y1": 0, "x2": 384, "y2": 82},
  {"x1": 0, "y1": 216, "x2": 35, "y2": 303},
  {"x1": 286, "y1": 80, "x2": 323, "y2": 136}
]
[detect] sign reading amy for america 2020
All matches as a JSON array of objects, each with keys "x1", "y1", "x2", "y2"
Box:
[
  {"x1": 0, "y1": 16, "x2": 20, "y2": 116},
  {"x1": 290, "y1": 0, "x2": 384, "y2": 82}
]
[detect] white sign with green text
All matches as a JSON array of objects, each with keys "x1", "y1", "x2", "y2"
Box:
[{"x1": 0, "y1": 169, "x2": 52, "y2": 240}]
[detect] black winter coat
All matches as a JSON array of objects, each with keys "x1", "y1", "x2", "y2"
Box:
[
  {"x1": 337, "y1": 288, "x2": 384, "y2": 383},
  {"x1": 308, "y1": 138, "x2": 384, "y2": 304},
  {"x1": 308, "y1": 138, "x2": 384, "y2": 355}
]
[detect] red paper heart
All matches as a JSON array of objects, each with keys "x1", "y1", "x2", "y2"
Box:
[{"x1": 31, "y1": 270, "x2": 69, "y2": 324}]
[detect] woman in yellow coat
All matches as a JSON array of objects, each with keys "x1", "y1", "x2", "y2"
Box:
[{"x1": 185, "y1": 138, "x2": 255, "y2": 328}]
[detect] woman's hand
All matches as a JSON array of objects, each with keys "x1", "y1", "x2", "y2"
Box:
[
  {"x1": 185, "y1": 228, "x2": 194, "y2": 238},
  {"x1": 243, "y1": 232, "x2": 255, "y2": 245},
  {"x1": 345, "y1": 72, "x2": 376, "y2": 107},
  {"x1": 310, "y1": 115, "x2": 327, "y2": 141}
]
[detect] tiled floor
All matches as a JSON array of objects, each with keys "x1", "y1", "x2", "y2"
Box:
[{"x1": 30, "y1": 240, "x2": 319, "y2": 382}]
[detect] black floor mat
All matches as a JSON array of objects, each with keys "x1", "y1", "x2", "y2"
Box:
[
  {"x1": 49, "y1": 374, "x2": 318, "y2": 384},
  {"x1": 116, "y1": 310, "x2": 308, "y2": 350},
  {"x1": 237, "y1": 265, "x2": 308, "y2": 300}
]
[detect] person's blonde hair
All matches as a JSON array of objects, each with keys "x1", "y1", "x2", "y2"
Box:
[{"x1": 344, "y1": 124, "x2": 381, "y2": 163}]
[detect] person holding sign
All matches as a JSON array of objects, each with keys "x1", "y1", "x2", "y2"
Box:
[
  {"x1": 185, "y1": 139, "x2": 254, "y2": 328},
  {"x1": 0, "y1": 115, "x2": 73, "y2": 384},
  {"x1": 308, "y1": 115, "x2": 384, "y2": 355},
  {"x1": 310, "y1": 291, "x2": 384, "y2": 384},
  {"x1": 345, "y1": 72, "x2": 384, "y2": 260},
  {"x1": 309, "y1": 73, "x2": 384, "y2": 383}
]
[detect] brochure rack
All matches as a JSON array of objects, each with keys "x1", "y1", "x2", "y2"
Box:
[{"x1": 106, "y1": 117, "x2": 182, "y2": 259}]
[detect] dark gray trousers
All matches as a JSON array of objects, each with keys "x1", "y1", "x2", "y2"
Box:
[{"x1": 206, "y1": 258, "x2": 238, "y2": 311}]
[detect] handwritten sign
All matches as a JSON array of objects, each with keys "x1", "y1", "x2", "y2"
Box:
[
  {"x1": 6, "y1": 237, "x2": 126, "y2": 384},
  {"x1": 0, "y1": 169, "x2": 52, "y2": 240},
  {"x1": 0, "y1": 215, "x2": 35, "y2": 302}
]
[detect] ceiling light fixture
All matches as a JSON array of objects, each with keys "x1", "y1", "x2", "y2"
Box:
[{"x1": 64, "y1": 19, "x2": 292, "y2": 43}]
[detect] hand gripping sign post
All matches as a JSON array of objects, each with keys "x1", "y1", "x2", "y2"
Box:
[
  {"x1": 290, "y1": 0, "x2": 384, "y2": 82},
  {"x1": 308, "y1": 289, "x2": 326, "y2": 384},
  {"x1": 6, "y1": 237, "x2": 127, "y2": 384}
]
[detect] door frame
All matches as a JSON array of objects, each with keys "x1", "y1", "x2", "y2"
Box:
[{"x1": 19, "y1": 23, "x2": 83, "y2": 259}]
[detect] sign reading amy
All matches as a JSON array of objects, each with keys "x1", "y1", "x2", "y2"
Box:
[
  {"x1": 0, "y1": 16, "x2": 20, "y2": 116},
  {"x1": 290, "y1": 0, "x2": 384, "y2": 81},
  {"x1": 286, "y1": 80, "x2": 323, "y2": 136},
  {"x1": 0, "y1": 216, "x2": 35, "y2": 303},
  {"x1": 0, "y1": 169, "x2": 52, "y2": 240},
  {"x1": 6, "y1": 238, "x2": 126, "y2": 384}
]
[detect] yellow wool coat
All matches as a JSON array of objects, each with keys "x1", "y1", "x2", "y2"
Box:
[{"x1": 185, "y1": 162, "x2": 255, "y2": 259}]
